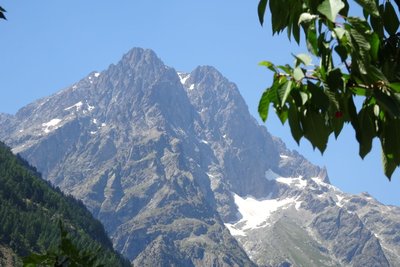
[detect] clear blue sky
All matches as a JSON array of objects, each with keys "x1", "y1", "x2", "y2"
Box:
[{"x1": 1, "y1": 1, "x2": 399, "y2": 206}]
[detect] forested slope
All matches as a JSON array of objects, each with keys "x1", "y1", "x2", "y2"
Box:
[{"x1": 0, "y1": 141, "x2": 130, "y2": 266}]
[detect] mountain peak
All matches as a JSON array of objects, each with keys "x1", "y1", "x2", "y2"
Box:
[
  {"x1": 189, "y1": 65, "x2": 227, "y2": 85},
  {"x1": 119, "y1": 47, "x2": 163, "y2": 68}
]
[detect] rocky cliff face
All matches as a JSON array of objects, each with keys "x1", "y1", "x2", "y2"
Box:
[{"x1": 1, "y1": 48, "x2": 399, "y2": 266}]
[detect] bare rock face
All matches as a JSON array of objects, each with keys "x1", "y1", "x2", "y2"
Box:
[{"x1": 1, "y1": 48, "x2": 399, "y2": 266}]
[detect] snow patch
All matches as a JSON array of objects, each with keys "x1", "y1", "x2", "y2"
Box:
[
  {"x1": 65, "y1": 101, "x2": 83, "y2": 111},
  {"x1": 225, "y1": 224, "x2": 246, "y2": 237},
  {"x1": 92, "y1": 119, "x2": 97, "y2": 124},
  {"x1": 42, "y1": 118, "x2": 62, "y2": 133},
  {"x1": 177, "y1": 72, "x2": 190, "y2": 84},
  {"x1": 94, "y1": 72, "x2": 100, "y2": 78},
  {"x1": 336, "y1": 194, "x2": 347, "y2": 207},
  {"x1": 311, "y1": 177, "x2": 341, "y2": 192},
  {"x1": 201, "y1": 140, "x2": 209, "y2": 144},
  {"x1": 280, "y1": 154, "x2": 289, "y2": 159},
  {"x1": 90, "y1": 131, "x2": 97, "y2": 135},
  {"x1": 189, "y1": 84, "x2": 195, "y2": 90},
  {"x1": 295, "y1": 201, "x2": 302, "y2": 210},
  {"x1": 87, "y1": 103, "x2": 95, "y2": 111},
  {"x1": 101, "y1": 123, "x2": 106, "y2": 127},
  {"x1": 226, "y1": 193, "x2": 296, "y2": 235},
  {"x1": 276, "y1": 176, "x2": 307, "y2": 189}
]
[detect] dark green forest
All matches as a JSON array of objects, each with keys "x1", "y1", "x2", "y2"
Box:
[{"x1": 0, "y1": 141, "x2": 130, "y2": 266}]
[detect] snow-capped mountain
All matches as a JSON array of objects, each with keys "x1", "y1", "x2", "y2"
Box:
[{"x1": 1, "y1": 48, "x2": 399, "y2": 266}]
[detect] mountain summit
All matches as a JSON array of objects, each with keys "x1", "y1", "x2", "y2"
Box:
[{"x1": 1, "y1": 48, "x2": 399, "y2": 266}]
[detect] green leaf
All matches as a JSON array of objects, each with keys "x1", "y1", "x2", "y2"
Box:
[
  {"x1": 358, "y1": 107, "x2": 376, "y2": 158},
  {"x1": 334, "y1": 45, "x2": 348, "y2": 62},
  {"x1": 370, "y1": 7, "x2": 385, "y2": 38},
  {"x1": 259, "y1": 90, "x2": 272, "y2": 122},
  {"x1": 292, "y1": 20, "x2": 301, "y2": 44},
  {"x1": 317, "y1": 0, "x2": 345, "y2": 22},
  {"x1": 258, "y1": 0, "x2": 268, "y2": 26},
  {"x1": 333, "y1": 27, "x2": 346, "y2": 40},
  {"x1": 326, "y1": 68, "x2": 343, "y2": 91},
  {"x1": 278, "y1": 80, "x2": 293, "y2": 106},
  {"x1": 339, "y1": 0, "x2": 350, "y2": 17},
  {"x1": 389, "y1": 82, "x2": 400, "y2": 93},
  {"x1": 277, "y1": 64, "x2": 292, "y2": 74},
  {"x1": 308, "y1": 0, "x2": 321, "y2": 13},
  {"x1": 374, "y1": 90, "x2": 400, "y2": 118},
  {"x1": 259, "y1": 60, "x2": 277, "y2": 72},
  {"x1": 380, "y1": 118, "x2": 400, "y2": 179},
  {"x1": 300, "y1": 91, "x2": 309, "y2": 105},
  {"x1": 325, "y1": 89, "x2": 340, "y2": 109},
  {"x1": 349, "y1": 27, "x2": 371, "y2": 75},
  {"x1": 293, "y1": 67, "x2": 305, "y2": 81},
  {"x1": 350, "y1": 86, "x2": 367, "y2": 96},
  {"x1": 306, "y1": 24, "x2": 318, "y2": 55},
  {"x1": 382, "y1": 118, "x2": 400, "y2": 162},
  {"x1": 347, "y1": 95, "x2": 362, "y2": 142},
  {"x1": 333, "y1": 112, "x2": 345, "y2": 138},
  {"x1": 308, "y1": 81, "x2": 330, "y2": 111},
  {"x1": 384, "y1": 1, "x2": 400, "y2": 35},
  {"x1": 369, "y1": 32, "x2": 380, "y2": 62},
  {"x1": 365, "y1": 65, "x2": 388, "y2": 84},
  {"x1": 301, "y1": 109, "x2": 330, "y2": 153},
  {"x1": 354, "y1": 0, "x2": 380, "y2": 17},
  {"x1": 270, "y1": 0, "x2": 290, "y2": 34},
  {"x1": 288, "y1": 103, "x2": 303, "y2": 144},
  {"x1": 382, "y1": 149, "x2": 397, "y2": 180},
  {"x1": 294, "y1": 53, "x2": 312, "y2": 66},
  {"x1": 0, "y1": 6, "x2": 6, "y2": 20},
  {"x1": 277, "y1": 107, "x2": 289, "y2": 124}
]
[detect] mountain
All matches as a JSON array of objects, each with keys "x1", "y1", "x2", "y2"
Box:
[
  {"x1": 1, "y1": 47, "x2": 399, "y2": 266},
  {"x1": 0, "y1": 141, "x2": 130, "y2": 266}
]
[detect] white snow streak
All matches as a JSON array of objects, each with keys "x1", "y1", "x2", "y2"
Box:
[
  {"x1": 64, "y1": 101, "x2": 83, "y2": 111},
  {"x1": 42, "y1": 119, "x2": 62, "y2": 133}
]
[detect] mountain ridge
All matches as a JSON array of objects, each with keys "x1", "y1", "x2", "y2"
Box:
[{"x1": 1, "y1": 47, "x2": 399, "y2": 266}]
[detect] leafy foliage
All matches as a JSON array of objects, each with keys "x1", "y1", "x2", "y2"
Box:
[
  {"x1": 258, "y1": 0, "x2": 400, "y2": 179},
  {"x1": 0, "y1": 6, "x2": 6, "y2": 20},
  {"x1": 0, "y1": 142, "x2": 130, "y2": 266}
]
